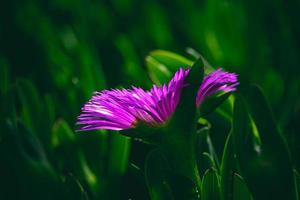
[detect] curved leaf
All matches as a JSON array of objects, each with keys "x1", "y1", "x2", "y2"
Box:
[
  {"x1": 233, "y1": 87, "x2": 295, "y2": 200},
  {"x1": 232, "y1": 173, "x2": 252, "y2": 200},
  {"x1": 201, "y1": 168, "x2": 221, "y2": 200},
  {"x1": 220, "y1": 133, "x2": 235, "y2": 200},
  {"x1": 146, "y1": 50, "x2": 193, "y2": 85}
]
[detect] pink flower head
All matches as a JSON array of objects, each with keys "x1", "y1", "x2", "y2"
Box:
[
  {"x1": 77, "y1": 68, "x2": 238, "y2": 131},
  {"x1": 196, "y1": 68, "x2": 239, "y2": 107}
]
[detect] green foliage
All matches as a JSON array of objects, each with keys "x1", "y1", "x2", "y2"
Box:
[
  {"x1": 233, "y1": 86, "x2": 295, "y2": 199},
  {"x1": 220, "y1": 133, "x2": 235, "y2": 200},
  {"x1": 146, "y1": 50, "x2": 193, "y2": 85},
  {"x1": 145, "y1": 149, "x2": 200, "y2": 200},
  {"x1": 1, "y1": 0, "x2": 300, "y2": 199},
  {"x1": 201, "y1": 168, "x2": 221, "y2": 200},
  {"x1": 145, "y1": 149, "x2": 173, "y2": 200},
  {"x1": 232, "y1": 174, "x2": 252, "y2": 200}
]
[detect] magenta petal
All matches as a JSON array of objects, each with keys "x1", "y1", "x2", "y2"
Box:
[
  {"x1": 77, "y1": 67, "x2": 238, "y2": 132},
  {"x1": 77, "y1": 68, "x2": 190, "y2": 131},
  {"x1": 196, "y1": 68, "x2": 239, "y2": 107}
]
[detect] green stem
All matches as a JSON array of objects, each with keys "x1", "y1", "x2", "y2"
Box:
[{"x1": 159, "y1": 132, "x2": 201, "y2": 195}]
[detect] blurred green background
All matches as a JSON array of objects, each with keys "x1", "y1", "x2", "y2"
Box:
[{"x1": 0, "y1": 0, "x2": 299, "y2": 199}]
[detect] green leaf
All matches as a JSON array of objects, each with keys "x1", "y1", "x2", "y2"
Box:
[
  {"x1": 51, "y1": 119, "x2": 75, "y2": 148},
  {"x1": 244, "y1": 85, "x2": 288, "y2": 149},
  {"x1": 145, "y1": 146, "x2": 200, "y2": 199},
  {"x1": 146, "y1": 55, "x2": 172, "y2": 85},
  {"x1": 170, "y1": 58, "x2": 204, "y2": 133},
  {"x1": 146, "y1": 146, "x2": 198, "y2": 199},
  {"x1": 185, "y1": 58, "x2": 205, "y2": 89},
  {"x1": 186, "y1": 47, "x2": 215, "y2": 73},
  {"x1": 145, "y1": 149, "x2": 174, "y2": 200},
  {"x1": 196, "y1": 119, "x2": 219, "y2": 171},
  {"x1": 206, "y1": 134, "x2": 220, "y2": 170},
  {"x1": 220, "y1": 133, "x2": 235, "y2": 200},
  {"x1": 78, "y1": 151, "x2": 99, "y2": 195},
  {"x1": 232, "y1": 87, "x2": 295, "y2": 200},
  {"x1": 146, "y1": 49, "x2": 193, "y2": 85},
  {"x1": 146, "y1": 49, "x2": 219, "y2": 86},
  {"x1": 232, "y1": 174, "x2": 252, "y2": 200},
  {"x1": 201, "y1": 168, "x2": 221, "y2": 200},
  {"x1": 17, "y1": 79, "x2": 42, "y2": 134},
  {"x1": 202, "y1": 152, "x2": 217, "y2": 170},
  {"x1": 149, "y1": 50, "x2": 193, "y2": 70},
  {"x1": 196, "y1": 121, "x2": 212, "y2": 175},
  {"x1": 199, "y1": 93, "x2": 231, "y2": 117},
  {"x1": 108, "y1": 134, "x2": 131, "y2": 176},
  {"x1": 103, "y1": 134, "x2": 131, "y2": 198},
  {"x1": 78, "y1": 45, "x2": 106, "y2": 98},
  {"x1": 198, "y1": 135, "x2": 220, "y2": 172}
]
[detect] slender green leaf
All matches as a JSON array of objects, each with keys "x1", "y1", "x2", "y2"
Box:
[
  {"x1": 196, "y1": 121, "x2": 212, "y2": 175},
  {"x1": 233, "y1": 88, "x2": 295, "y2": 200},
  {"x1": 78, "y1": 45, "x2": 106, "y2": 98},
  {"x1": 196, "y1": 119, "x2": 219, "y2": 173},
  {"x1": 202, "y1": 152, "x2": 217, "y2": 169},
  {"x1": 220, "y1": 133, "x2": 235, "y2": 200},
  {"x1": 106, "y1": 134, "x2": 131, "y2": 199},
  {"x1": 201, "y1": 168, "x2": 221, "y2": 200},
  {"x1": 206, "y1": 135, "x2": 220, "y2": 170},
  {"x1": 78, "y1": 150, "x2": 99, "y2": 196},
  {"x1": 108, "y1": 134, "x2": 131, "y2": 176},
  {"x1": 17, "y1": 79, "x2": 42, "y2": 134},
  {"x1": 232, "y1": 173, "x2": 252, "y2": 200},
  {"x1": 51, "y1": 119, "x2": 75, "y2": 148}
]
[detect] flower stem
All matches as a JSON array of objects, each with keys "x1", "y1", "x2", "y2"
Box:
[{"x1": 158, "y1": 132, "x2": 201, "y2": 196}]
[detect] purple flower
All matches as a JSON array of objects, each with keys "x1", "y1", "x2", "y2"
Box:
[
  {"x1": 77, "y1": 68, "x2": 238, "y2": 131},
  {"x1": 196, "y1": 68, "x2": 239, "y2": 107}
]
